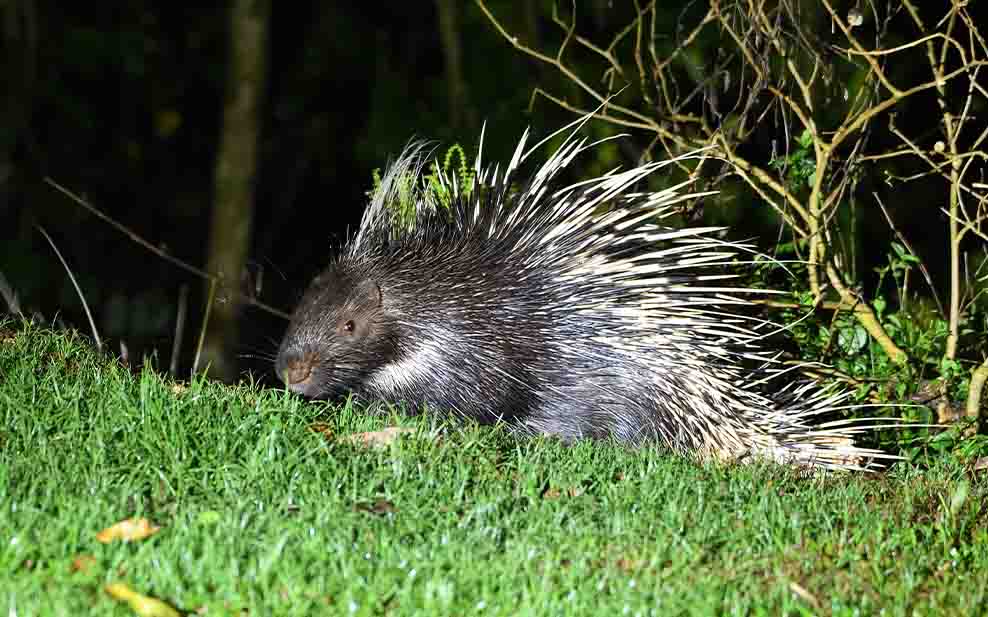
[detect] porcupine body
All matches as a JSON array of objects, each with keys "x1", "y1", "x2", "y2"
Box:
[{"x1": 275, "y1": 119, "x2": 889, "y2": 470}]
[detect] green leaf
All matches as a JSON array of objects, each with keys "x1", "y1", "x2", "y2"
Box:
[
  {"x1": 873, "y1": 297, "x2": 887, "y2": 316},
  {"x1": 798, "y1": 128, "x2": 813, "y2": 148}
]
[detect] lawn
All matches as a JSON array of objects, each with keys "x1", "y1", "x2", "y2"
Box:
[{"x1": 1, "y1": 320, "x2": 985, "y2": 616}]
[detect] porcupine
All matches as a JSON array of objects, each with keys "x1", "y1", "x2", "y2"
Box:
[{"x1": 275, "y1": 117, "x2": 892, "y2": 470}]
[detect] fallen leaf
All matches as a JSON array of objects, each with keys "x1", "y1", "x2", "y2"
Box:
[
  {"x1": 615, "y1": 557, "x2": 642, "y2": 573},
  {"x1": 973, "y1": 457, "x2": 988, "y2": 471},
  {"x1": 105, "y1": 582, "x2": 180, "y2": 617},
  {"x1": 342, "y1": 427, "x2": 416, "y2": 448},
  {"x1": 355, "y1": 499, "x2": 397, "y2": 515},
  {"x1": 71, "y1": 554, "x2": 97, "y2": 574},
  {"x1": 542, "y1": 486, "x2": 583, "y2": 500},
  {"x1": 789, "y1": 581, "x2": 822, "y2": 611},
  {"x1": 308, "y1": 422, "x2": 335, "y2": 439},
  {"x1": 96, "y1": 518, "x2": 160, "y2": 543}
]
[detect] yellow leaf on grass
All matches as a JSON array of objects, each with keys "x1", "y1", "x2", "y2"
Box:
[
  {"x1": 70, "y1": 554, "x2": 97, "y2": 574},
  {"x1": 105, "y1": 582, "x2": 180, "y2": 617},
  {"x1": 96, "y1": 518, "x2": 160, "y2": 543},
  {"x1": 542, "y1": 486, "x2": 583, "y2": 500},
  {"x1": 342, "y1": 427, "x2": 417, "y2": 448}
]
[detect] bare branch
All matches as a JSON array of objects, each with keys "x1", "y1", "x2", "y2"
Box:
[{"x1": 43, "y1": 177, "x2": 291, "y2": 321}]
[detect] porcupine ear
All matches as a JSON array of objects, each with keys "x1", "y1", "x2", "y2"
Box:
[{"x1": 354, "y1": 279, "x2": 383, "y2": 309}]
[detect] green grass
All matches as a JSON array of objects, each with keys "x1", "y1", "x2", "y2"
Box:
[{"x1": 1, "y1": 320, "x2": 986, "y2": 616}]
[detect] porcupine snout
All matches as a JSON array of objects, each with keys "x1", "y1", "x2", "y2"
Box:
[{"x1": 275, "y1": 347, "x2": 321, "y2": 397}]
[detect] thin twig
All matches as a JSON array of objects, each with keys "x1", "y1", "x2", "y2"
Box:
[
  {"x1": 170, "y1": 284, "x2": 189, "y2": 377},
  {"x1": 36, "y1": 225, "x2": 103, "y2": 351},
  {"x1": 43, "y1": 177, "x2": 291, "y2": 321},
  {"x1": 192, "y1": 278, "x2": 217, "y2": 377}
]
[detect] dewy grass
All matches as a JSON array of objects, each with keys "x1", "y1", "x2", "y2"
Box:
[{"x1": 1, "y1": 319, "x2": 986, "y2": 615}]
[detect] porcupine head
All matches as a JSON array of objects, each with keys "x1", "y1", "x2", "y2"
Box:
[{"x1": 275, "y1": 260, "x2": 398, "y2": 402}]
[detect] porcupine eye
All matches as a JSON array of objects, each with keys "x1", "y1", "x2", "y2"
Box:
[{"x1": 342, "y1": 319, "x2": 355, "y2": 334}]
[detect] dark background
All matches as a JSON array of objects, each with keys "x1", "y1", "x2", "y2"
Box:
[
  {"x1": 0, "y1": 1, "x2": 983, "y2": 383},
  {"x1": 2, "y1": 1, "x2": 550, "y2": 380}
]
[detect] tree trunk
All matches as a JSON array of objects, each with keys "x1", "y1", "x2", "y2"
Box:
[
  {"x1": 434, "y1": 0, "x2": 472, "y2": 130},
  {"x1": 199, "y1": 0, "x2": 270, "y2": 380}
]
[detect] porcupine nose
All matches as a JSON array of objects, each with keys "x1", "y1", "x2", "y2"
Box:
[{"x1": 277, "y1": 349, "x2": 319, "y2": 395}]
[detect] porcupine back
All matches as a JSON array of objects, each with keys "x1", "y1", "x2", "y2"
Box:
[{"x1": 276, "y1": 118, "x2": 891, "y2": 470}]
